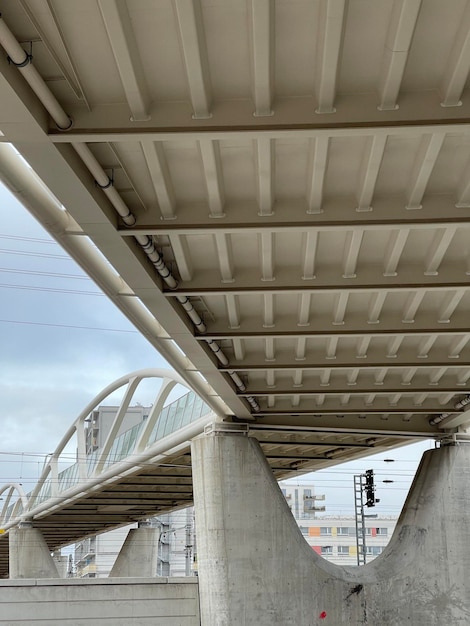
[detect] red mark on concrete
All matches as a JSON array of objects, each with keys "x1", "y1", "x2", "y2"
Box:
[{"x1": 319, "y1": 611, "x2": 327, "y2": 619}]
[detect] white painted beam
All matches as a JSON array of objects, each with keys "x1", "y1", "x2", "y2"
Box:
[
  {"x1": 168, "y1": 234, "x2": 192, "y2": 281},
  {"x1": 378, "y1": 0, "x2": 422, "y2": 110},
  {"x1": 98, "y1": 0, "x2": 151, "y2": 121},
  {"x1": 368, "y1": 292, "x2": 387, "y2": 324},
  {"x1": 375, "y1": 369, "x2": 388, "y2": 385},
  {"x1": 440, "y1": 1, "x2": 470, "y2": 107},
  {"x1": 449, "y1": 335, "x2": 470, "y2": 358},
  {"x1": 356, "y1": 134, "x2": 387, "y2": 211},
  {"x1": 301, "y1": 231, "x2": 318, "y2": 279},
  {"x1": 259, "y1": 232, "x2": 275, "y2": 281},
  {"x1": 232, "y1": 338, "x2": 245, "y2": 360},
  {"x1": 320, "y1": 368, "x2": 331, "y2": 386},
  {"x1": 333, "y1": 291, "x2": 349, "y2": 325},
  {"x1": 356, "y1": 336, "x2": 371, "y2": 358},
  {"x1": 438, "y1": 290, "x2": 464, "y2": 323},
  {"x1": 457, "y1": 369, "x2": 470, "y2": 385},
  {"x1": 428, "y1": 367, "x2": 447, "y2": 385},
  {"x1": 347, "y1": 367, "x2": 359, "y2": 386},
  {"x1": 293, "y1": 369, "x2": 303, "y2": 387},
  {"x1": 405, "y1": 133, "x2": 445, "y2": 209},
  {"x1": 387, "y1": 335, "x2": 404, "y2": 357},
  {"x1": 266, "y1": 369, "x2": 276, "y2": 388},
  {"x1": 401, "y1": 367, "x2": 417, "y2": 385},
  {"x1": 199, "y1": 140, "x2": 225, "y2": 217},
  {"x1": 248, "y1": 0, "x2": 274, "y2": 116},
  {"x1": 141, "y1": 141, "x2": 176, "y2": 220},
  {"x1": 316, "y1": 394, "x2": 326, "y2": 406},
  {"x1": 173, "y1": 0, "x2": 212, "y2": 119},
  {"x1": 225, "y1": 294, "x2": 240, "y2": 329},
  {"x1": 19, "y1": 0, "x2": 89, "y2": 107},
  {"x1": 455, "y1": 155, "x2": 470, "y2": 207},
  {"x1": 295, "y1": 337, "x2": 307, "y2": 360},
  {"x1": 214, "y1": 233, "x2": 234, "y2": 283},
  {"x1": 255, "y1": 138, "x2": 275, "y2": 216},
  {"x1": 298, "y1": 293, "x2": 312, "y2": 326},
  {"x1": 413, "y1": 393, "x2": 427, "y2": 405},
  {"x1": 342, "y1": 230, "x2": 364, "y2": 278},
  {"x1": 265, "y1": 337, "x2": 275, "y2": 361},
  {"x1": 326, "y1": 336, "x2": 338, "y2": 359},
  {"x1": 424, "y1": 227, "x2": 456, "y2": 275},
  {"x1": 439, "y1": 393, "x2": 455, "y2": 406},
  {"x1": 402, "y1": 291, "x2": 425, "y2": 323},
  {"x1": 315, "y1": 0, "x2": 346, "y2": 114},
  {"x1": 291, "y1": 395, "x2": 300, "y2": 407},
  {"x1": 263, "y1": 293, "x2": 275, "y2": 328},
  {"x1": 307, "y1": 137, "x2": 329, "y2": 214},
  {"x1": 383, "y1": 229, "x2": 409, "y2": 276},
  {"x1": 417, "y1": 335, "x2": 437, "y2": 358}
]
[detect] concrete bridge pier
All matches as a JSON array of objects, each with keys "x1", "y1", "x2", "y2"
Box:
[
  {"x1": 109, "y1": 521, "x2": 159, "y2": 577},
  {"x1": 191, "y1": 426, "x2": 470, "y2": 626},
  {"x1": 9, "y1": 522, "x2": 60, "y2": 579}
]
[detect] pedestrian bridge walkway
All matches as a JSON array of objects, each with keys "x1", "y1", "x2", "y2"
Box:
[{"x1": 0, "y1": 369, "x2": 216, "y2": 577}]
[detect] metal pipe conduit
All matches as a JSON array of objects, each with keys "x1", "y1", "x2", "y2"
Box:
[{"x1": 0, "y1": 15, "x2": 72, "y2": 130}]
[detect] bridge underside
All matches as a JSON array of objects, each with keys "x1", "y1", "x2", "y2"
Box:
[{"x1": 1, "y1": 0, "x2": 470, "y2": 575}]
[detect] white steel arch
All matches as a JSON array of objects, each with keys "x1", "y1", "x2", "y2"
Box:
[{"x1": 0, "y1": 369, "x2": 216, "y2": 529}]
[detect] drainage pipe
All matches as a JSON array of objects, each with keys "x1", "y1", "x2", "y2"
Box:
[
  {"x1": 0, "y1": 15, "x2": 72, "y2": 130},
  {"x1": 429, "y1": 395, "x2": 470, "y2": 426}
]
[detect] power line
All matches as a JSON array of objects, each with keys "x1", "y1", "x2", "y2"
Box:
[
  {"x1": 0, "y1": 283, "x2": 103, "y2": 296},
  {"x1": 0, "y1": 318, "x2": 138, "y2": 333},
  {"x1": 0, "y1": 248, "x2": 71, "y2": 260},
  {"x1": 0, "y1": 233, "x2": 58, "y2": 245},
  {"x1": 0, "y1": 267, "x2": 89, "y2": 280}
]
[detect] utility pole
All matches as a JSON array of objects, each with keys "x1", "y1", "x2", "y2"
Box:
[{"x1": 354, "y1": 470, "x2": 380, "y2": 565}]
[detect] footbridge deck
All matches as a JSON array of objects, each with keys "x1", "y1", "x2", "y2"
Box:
[{"x1": 0, "y1": 369, "x2": 430, "y2": 577}]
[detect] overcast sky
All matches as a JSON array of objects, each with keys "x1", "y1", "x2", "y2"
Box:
[{"x1": 0, "y1": 180, "x2": 433, "y2": 519}]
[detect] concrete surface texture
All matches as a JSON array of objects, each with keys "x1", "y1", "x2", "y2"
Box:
[
  {"x1": 0, "y1": 578, "x2": 200, "y2": 625},
  {"x1": 109, "y1": 527, "x2": 159, "y2": 578},
  {"x1": 192, "y1": 432, "x2": 470, "y2": 625},
  {"x1": 9, "y1": 526, "x2": 60, "y2": 579}
]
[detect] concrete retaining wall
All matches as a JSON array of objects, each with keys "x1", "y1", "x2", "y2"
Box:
[{"x1": 0, "y1": 577, "x2": 200, "y2": 625}]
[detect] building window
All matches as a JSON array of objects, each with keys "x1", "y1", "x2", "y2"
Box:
[
  {"x1": 337, "y1": 546, "x2": 350, "y2": 556},
  {"x1": 320, "y1": 527, "x2": 332, "y2": 535},
  {"x1": 299, "y1": 526, "x2": 308, "y2": 535},
  {"x1": 366, "y1": 546, "x2": 383, "y2": 556},
  {"x1": 321, "y1": 546, "x2": 333, "y2": 555},
  {"x1": 376, "y1": 528, "x2": 388, "y2": 536},
  {"x1": 337, "y1": 527, "x2": 350, "y2": 536}
]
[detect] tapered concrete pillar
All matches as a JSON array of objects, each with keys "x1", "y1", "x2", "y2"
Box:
[
  {"x1": 9, "y1": 522, "x2": 60, "y2": 579},
  {"x1": 109, "y1": 522, "x2": 159, "y2": 577},
  {"x1": 192, "y1": 427, "x2": 470, "y2": 625}
]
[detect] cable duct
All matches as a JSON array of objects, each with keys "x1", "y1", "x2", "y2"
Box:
[
  {"x1": 0, "y1": 15, "x2": 260, "y2": 414},
  {"x1": 429, "y1": 395, "x2": 470, "y2": 426}
]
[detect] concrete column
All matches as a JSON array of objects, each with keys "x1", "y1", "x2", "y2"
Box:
[
  {"x1": 9, "y1": 522, "x2": 60, "y2": 579},
  {"x1": 109, "y1": 522, "x2": 159, "y2": 577},
  {"x1": 192, "y1": 428, "x2": 470, "y2": 626}
]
